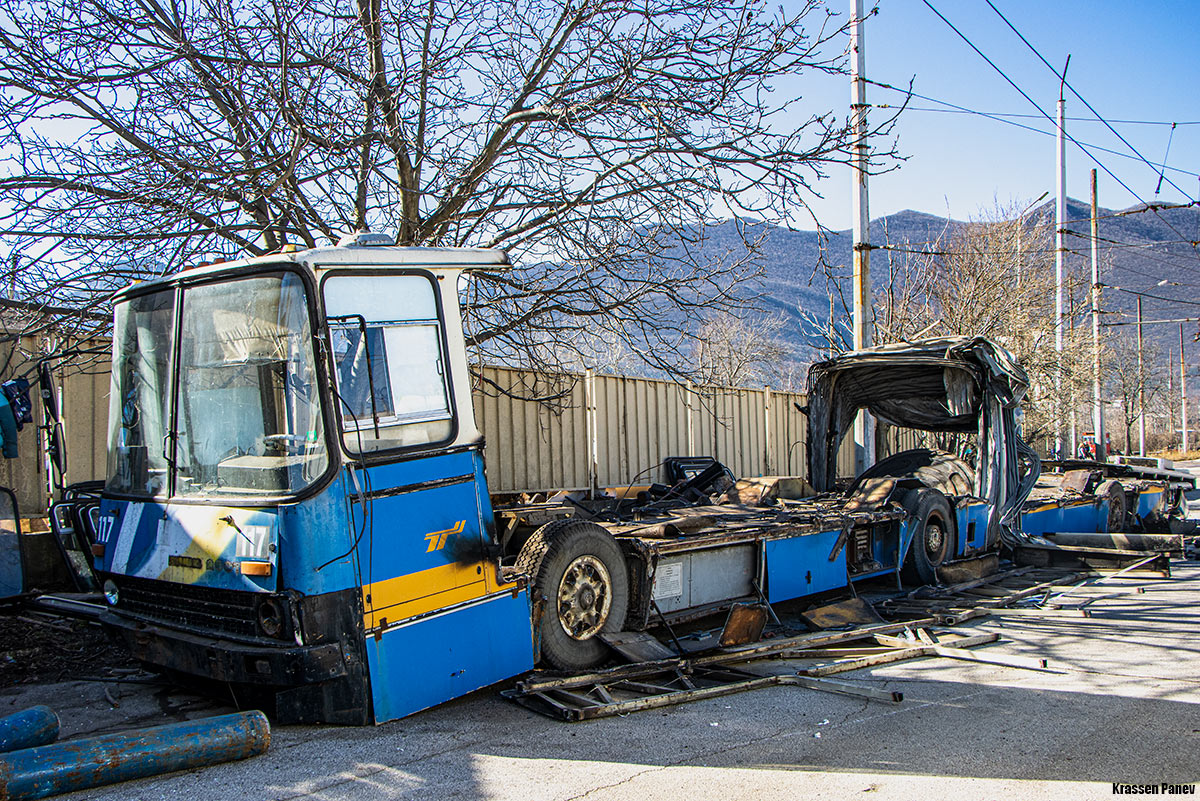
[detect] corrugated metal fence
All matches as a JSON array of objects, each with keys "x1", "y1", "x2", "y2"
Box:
[
  {"x1": 475, "y1": 366, "x2": 926, "y2": 493},
  {"x1": 0, "y1": 340, "x2": 925, "y2": 512},
  {"x1": 474, "y1": 367, "x2": 814, "y2": 493}
]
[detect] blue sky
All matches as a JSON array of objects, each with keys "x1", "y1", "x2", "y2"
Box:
[{"x1": 796, "y1": 0, "x2": 1200, "y2": 229}]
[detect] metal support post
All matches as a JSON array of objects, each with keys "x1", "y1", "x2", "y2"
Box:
[
  {"x1": 850, "y1": 0, "x2": 874, "y2": 474},
  {"x1": 1137, "y1": 297, "x2": 1145, "y2": 455},
  {"x1": 1090, "y1": 170, "x2": 1105, "y2": 458}
]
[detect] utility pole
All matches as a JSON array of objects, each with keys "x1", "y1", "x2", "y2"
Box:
[
  {"x1": 1181, "y1": 323, "x2": 1189, "y2": 451},
  {"x1": 850, "y1": 0, "x2": 874, "y2": 474},
  {"x1": 1137, "y1": 296, "x2": 1145, "y2": 456},
  {"x1": 1090, "y1": 170, "x2": 1105, "y2": 458},
  {"x1": 1053, "y1": 58, "x2": 1070, "y2": 459}
]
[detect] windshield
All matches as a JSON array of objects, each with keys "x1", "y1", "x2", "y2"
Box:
[
  {"x1": 106, "y1": 271, "x2": 329, "y2": 499},
  {"x1": 107, "y1": 291, "x2": 175, "y2": 496}
]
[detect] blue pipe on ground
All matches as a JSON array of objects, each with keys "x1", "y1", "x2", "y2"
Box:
[
  {"x1": 0, "y1": 710, "x2": 270, "y2": 801},
  {"x1": 0, "y1": 707, "x2": 58, "y2": 754}
]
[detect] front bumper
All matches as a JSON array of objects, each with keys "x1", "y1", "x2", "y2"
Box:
[{"x1": 101, "y1": 608, "x2": 349, "y2": 685}]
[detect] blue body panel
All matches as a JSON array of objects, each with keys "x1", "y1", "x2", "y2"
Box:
[
  {"x1": 765, "y1": 530, "x2": 847, "y2": 601},
  {"x1": 956, "y1": 502, "x2": 989, "y2": 554},
  {"x1": 1135, "y1": 488, "x2": 1165, "y2": 521},
  {"x1": 277, "y1": 473, "x2": 358, "y2": 597},
  {"x1": 352, "y1": 448, "x2": 533, "y2": 721},
  {"x1": 364, "y1": 589, "x2": 535, "y2": 723},
  {"x1": 96, "y1": 498, "x2": 281, "y2": 593},
  {"x1": 1021, "y1": 499, "x2": 1106, "y2": 536},
  {"x1": 356, "y1": 451, "x2": 490, "y2": 622}
]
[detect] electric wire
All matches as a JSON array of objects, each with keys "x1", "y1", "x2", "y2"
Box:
[
  {"x1": 1100, "y1": 284, "x2": 1200, "y2": 308},
  {"x1": 1061, "y1": 240, "x2": 1200, "y2": 282},
  {"x1": 979, "y1": 0, "x2": 1200, "y2": 263},
  {"x1": 907, "y1": 1, "x2": 1200, "y2": 285},
  {"x1": 984, "y1": 0, "x2": 1196, "y2": 203},
  {"x1": 918, "y1": 0, "x2": 1150, "y2": 207},
  {"x1": 871, "y1": 93, "x2": 1200, "y2": 181},
  {"x1": 885, "y1": 106, "x2": 1200, "y2": 127}
]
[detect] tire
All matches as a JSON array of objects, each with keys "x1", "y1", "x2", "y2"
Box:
[
  {"x1": 516, "y1": 519, "x2": 629, "y2": 671},
  {"x1": 901, "y1": 488, "x2": 956, "y2": 586},
  {"x1": 1097, "y1": 479, "x2": 1127, "y2": 533}
]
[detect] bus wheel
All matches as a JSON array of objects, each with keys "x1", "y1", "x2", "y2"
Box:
[
  {"x1": 1097, "y1": 479, "x2": 1127, "y2": 532},
  {"x1": 902, "y1": 488, "x2": 956, "y2": 586},
  {"x1": 516, "y1": 519, "x2": 629, "y2": 671}
]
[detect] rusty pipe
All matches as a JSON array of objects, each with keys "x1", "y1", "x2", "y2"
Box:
[
  {"x1": 0, "y1": 708, "x2": 58, "y2": 754},
  {"x1": 0, "y1": 710, "x2": 269, "y2": 800},
  {"x1": 1044, "y1": 532, "x2": 1186, "y2": 552}
]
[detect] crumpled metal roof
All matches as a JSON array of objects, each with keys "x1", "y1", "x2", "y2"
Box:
[{"x1": 805, "y1": 336, "x2": 1038, "y2": 549}]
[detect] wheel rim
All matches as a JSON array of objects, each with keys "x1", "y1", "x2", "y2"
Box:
[
  {"x1": 925, "y1": 521, "x2": 946, "y2": 560},
  {"x1": 556, "y1": 555, "x2": 613, "y2": 641}
]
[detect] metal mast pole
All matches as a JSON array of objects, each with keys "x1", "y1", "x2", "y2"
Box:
[
  {"x1": 1090, "y1": 170, "x2": 1105, "y2": 459},
  {"x1": 1137, "y1": 297, "x2": 1145, "y2": 456},
  {"x1": 1054, "y1": 66, "x2": 1068, "y2": 459},
  {"x1": 850, "y1": 0, "x2": 874, "y2": 474},
  {"x1": 1181, "y1": 323, "x2": 1189, "y2": 451}
]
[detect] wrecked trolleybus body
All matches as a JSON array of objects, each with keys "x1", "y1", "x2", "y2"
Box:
[
  {"x1": 95, "y1": 242, "x2": 533, "y2": 724},
  {"x1": 804, "y1": 338, "x2": 1040, "y2": 566},
  {"x1": 805, "y1": 339, "x2": 1191, "y2": 555},
  {"x1": 89, "y1": 240, "x2": 1182, "y2": 725}
]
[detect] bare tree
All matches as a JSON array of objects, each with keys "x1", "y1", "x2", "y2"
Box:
[
  {"x1": 871, "y1": 200, "x2": 1096, "y2": 452},
  {"x1": 1104, "y1": 333, "x2": 1166, "y2": 454},
  {"x1": 0, "y1": 0, "x2": 895, "y2": 377},
  {"x1": 693, "y1": 313, "x2": 794, "y2": 388}
]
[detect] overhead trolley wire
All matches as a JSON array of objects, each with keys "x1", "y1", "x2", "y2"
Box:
[
  {"x1": 1100, "y1": 284, "x2": 1200, "y2": 308},
  {"x1": 921, "y1": 0, "x2": 1164, "y2": 212},
  {"x1": 896, "y1": 108, "x2": 1200, "y2": 127},
  {"x1": 921, "y1": 0, "x2": 1200, "y2": 268},
  {"x1": 984, "y1": 0, "x2": 1197, "y2": 204},
  {"x1": 870, "y1": 89, "x2": 1200, "y2": 182},
  {"x1": 981, "y1": 0, "x2": 1200, "y2": 263}
]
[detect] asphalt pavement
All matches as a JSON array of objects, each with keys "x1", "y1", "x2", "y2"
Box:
[{"x1": 7, "y1": 488, "x2": 1200, "y2": 800}]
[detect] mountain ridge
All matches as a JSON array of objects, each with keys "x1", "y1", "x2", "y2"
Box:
[{"x1": 696, "y1": 200, "x2": 1200, "y2": 363}]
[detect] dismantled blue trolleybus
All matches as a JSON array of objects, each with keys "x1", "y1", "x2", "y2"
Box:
[{"x1": 85, "y1": 237, "x2": 1188, "y2": 724}]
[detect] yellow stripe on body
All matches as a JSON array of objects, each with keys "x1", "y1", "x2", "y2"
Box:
[{"x1": 362, "y1": 560, "x2": 519, "y2": 631}]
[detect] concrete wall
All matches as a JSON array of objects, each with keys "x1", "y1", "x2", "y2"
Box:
[{"x1": 0, "y1": 339, "x2": 108, "y2": 517}]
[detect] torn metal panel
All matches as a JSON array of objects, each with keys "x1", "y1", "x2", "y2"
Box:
[
  {"x1": 799, "y1": 597, "x2": 884, "y2": 630},
  {"x1": 805, "y1": 337, "x2": 1038, "y2": 549},
  {"x1": 718, "y1": 603, "x2": 768, "y2": 646}
]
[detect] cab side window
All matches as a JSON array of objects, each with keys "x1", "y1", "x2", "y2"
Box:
[{"x1": 324, "y1": 275, "x2": 453, "y2": 453}]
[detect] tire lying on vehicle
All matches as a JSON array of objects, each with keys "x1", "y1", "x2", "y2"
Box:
[
  {"x1": 516, "y1": 519, "x2": 629, "y2": 671},
  {"x1": 1096, "y1": 479, "x2": 1128, "y2": 533},
  {"x1": 901, "y1": 488, "x2": 956, "y2": 586}
]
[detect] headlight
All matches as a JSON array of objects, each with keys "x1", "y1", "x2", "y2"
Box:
[
  {"x1": 102, "y1": 579, "x2": 119, "y2": 606},
  {"x1": 256, "y1": 597, "x2": 283, "y2": 638}
]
